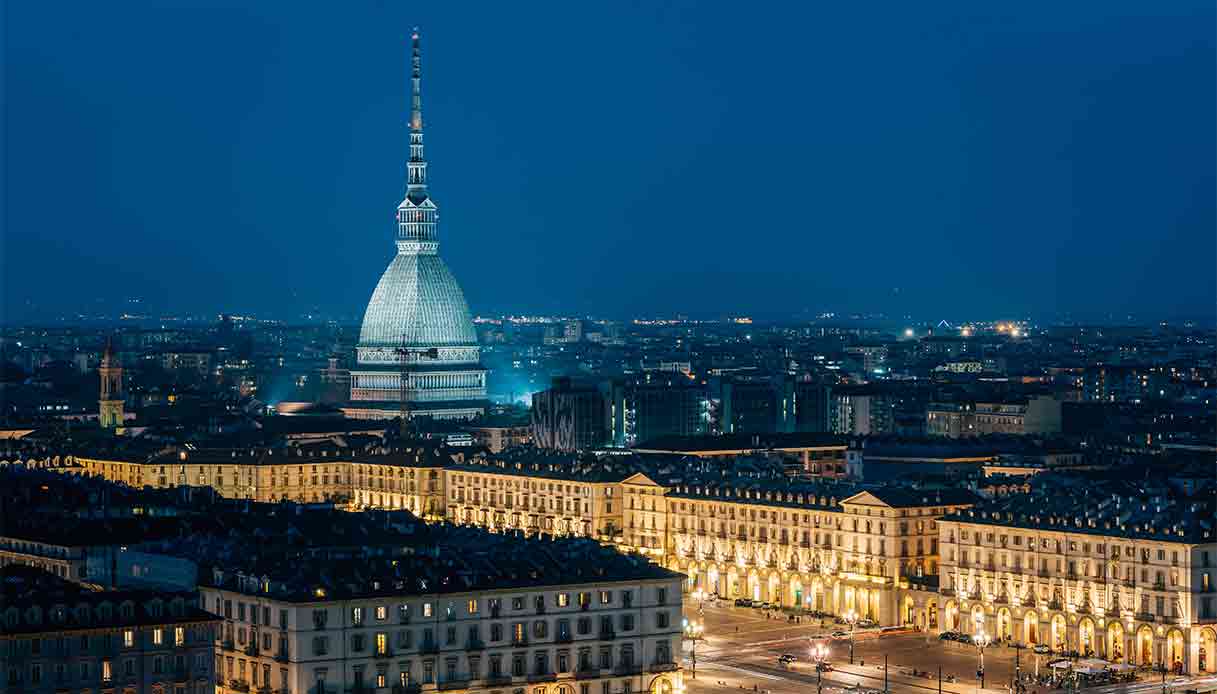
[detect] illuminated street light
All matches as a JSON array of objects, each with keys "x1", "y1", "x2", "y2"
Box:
[
  {"x1": 684, "y1": 620, "x2": 704, "y2": 679},
  {"x1": 845, "y1": 609, "x2": 858, "y2": 664}
]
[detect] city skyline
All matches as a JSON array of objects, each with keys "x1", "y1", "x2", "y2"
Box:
[{"x1": 4, "y1": 2, "x2": 1214, "y2": 323}]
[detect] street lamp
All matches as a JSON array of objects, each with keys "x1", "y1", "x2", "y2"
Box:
[
  {"x1": 692, "y1": 588, "x2": 706, "y2": 615},
  {"x1": 684, "y1": 620, "x2": 704, "y2": 680},
  {"x1": 811, "y1": 642, "x2": 829, "y2": 694},
  {"x1": 845, "y1": 609, "x2": 858, "y2": 665},
  {"x1": 974, "y1": 629, "x2": 991, "y2": 692}
]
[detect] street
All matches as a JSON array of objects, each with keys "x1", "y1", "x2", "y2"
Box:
[{"x1": 681, "y1": 602, "x2": 1217, "y2": 694}]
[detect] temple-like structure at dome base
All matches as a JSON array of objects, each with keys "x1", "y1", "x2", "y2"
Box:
[{"x1": 343, "y1": 30, "x2": 487, "y2": 421}]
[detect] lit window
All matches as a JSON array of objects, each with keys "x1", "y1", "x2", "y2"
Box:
[
  {"x1": 175, "y1": 627, "x2": 185, "y2": 647},
  {"x1": 123, "y1": 630, "x2": 135, "y2": 648},
  {"x1": 153, "y1": 629, "x2": 164, "y2": 646}
]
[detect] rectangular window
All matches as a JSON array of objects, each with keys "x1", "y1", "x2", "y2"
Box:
[
  {"x1": 123, "y1": 630, "x2": 135, "y2": 648},
  {"x1": 153, "y1": 628, "x2": 165, "y2": 646},
  {"x1": 175, "y1": 627, "x2": 185, "y2": 647}
]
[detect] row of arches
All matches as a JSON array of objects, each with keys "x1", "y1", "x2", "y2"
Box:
[
  {"x1": 677, "y1": 560, "x2": 886, "y2": 622},
  {"x1": 941, "y1": 600, "x2": 1216, "y2": 674}
]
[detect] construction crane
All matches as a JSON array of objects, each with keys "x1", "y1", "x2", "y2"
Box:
[{"x1": 394, "y1": 344, "x2": 439, "y2": 438}]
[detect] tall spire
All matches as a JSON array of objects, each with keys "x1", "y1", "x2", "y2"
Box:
[
  {"x1": 396, "y1": 27, "x2": 438, "y2": 255},
  {"x1": 406, "y1": 28, "x2": 428, "y2": 201}
]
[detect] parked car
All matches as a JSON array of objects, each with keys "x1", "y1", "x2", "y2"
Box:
[
  {"x1": 831, "y1": 630, "x2": 851, "y2": 640},
  {"x1": 857, "y1": 619, "x2": 878, "y2": 629},
  {"x1": 1033, "y1": 644, "x2": 1051, "y2": 655},
  {"x1": 778, "y1": 654, "x2": 797, "y2": 664},
  {"x1": 734, "y1": 598, "x2": 752, "y2": 607}
]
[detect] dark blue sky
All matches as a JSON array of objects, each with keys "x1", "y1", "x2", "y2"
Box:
[{"x1": 4, "y1": 1, "x2": 1214, "y2": 322}]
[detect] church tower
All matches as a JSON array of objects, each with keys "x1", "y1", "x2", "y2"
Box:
[{"x1": 99, "y1": 338, "x2": 125, "y2": 429}]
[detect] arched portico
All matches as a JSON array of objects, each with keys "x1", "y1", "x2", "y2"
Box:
[
  {"x1": 1167, "y1": 629, "x2": 1185, "y2": 673},
  {"x1": 997, "y1": 607, "x2": 1012, "y2": 640},
  {"x1": 1024, "y1": 610, "x2": 1039, "y2": 645},
  {"x1": 1050, "y1": 614, "x2": 1067, "y2": 651},
  {"x1": 944, "y1": 600, "x2": 959, "y2": 631},
  {"x1": 1078, "y1": 618, "x2": 1096, "y2": 657},
  {"x1": 1135, "y1": 625, "x2": 1154, "y2": 666},
  {"x1": 1199, "y1": 627, "x2": 1216, "y2": 674},
  {"x1": 1106, "y1": 621, "x2": 1125, "y2": 663}
]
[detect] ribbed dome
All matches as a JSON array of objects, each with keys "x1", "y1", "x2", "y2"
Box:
[{"x1": 358, "y1": 252, "x2": 477, "y2": 348}]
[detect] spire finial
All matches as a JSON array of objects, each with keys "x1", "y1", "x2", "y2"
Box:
[{"x1": 410, "y1": 27, "x2": 423, "y2": 131}]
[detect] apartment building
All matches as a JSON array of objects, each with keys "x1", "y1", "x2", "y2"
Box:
[
  {"x1": 199, "y1": 537, "x2": 684, "y2": 694},
  {"x1": 936, "y1": 480, "x2": 1216, "y2": 674},
  {"x1": 0, "y1": 566, "x2": 219, "y2": 694}
]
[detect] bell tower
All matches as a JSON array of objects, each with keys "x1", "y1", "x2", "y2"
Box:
[{"x1": 99, "y1": 338, "x2": 125, "y2": 429}]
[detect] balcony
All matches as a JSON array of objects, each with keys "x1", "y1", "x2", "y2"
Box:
[
  {"x1": 512, "y1": 638, "x2": 529, "y2": 648},
  {"x1": 938, "y1": 588, "x2": 956, "y2": 597},
  {"x1": 599, "y1": 630, "x2": 615, "y2": 641},
  {"x1": 484, "y1": 676, "x2": 513, "y2": 686},
  {"x1": 1037, "y1": 569, "x2": 1050, "y2": 578},
  {"x1": 527, "y1": 673, "x2": 555, "y2": 683},
  {"x1": 420, "y1": 642, "x2": 440, "y2": 654},
  {"x1": 1153, "y1": 581, "x2": 1167, "y2": 591},
  {"x1": 245, "y1": 644, "x2": 259, "y2": 657},
  {"x1": 1135, "y1": 612, "x2": 1154, "y2": 622},
  {"x1": 1047, "y1": 601, "x2": 1063, "y2": 611},
  {"x1": 575, "y1": 669, "x2": 601, "y2": 680},
  {"x1": 275, "y1": 652, "x2": 290, "y2": 663},
  {"x1": 230, "y1": 680, "x2": 252, "y2": 693},
  {"x1": 613, "y1": 665, "x2": 642, "y2": 676},
  {"x1": 374, "y1": 648, "x2": 394, "y2": 659},
  {"x1": 466, "y1": 638, "x2": 485, "y2": 651},
  {"x1": 437, "y1": 680, "x2": 470, "y2": 691},
  {"x1": 555, "y1": 633, "x2": 572, "y2": 644},
  {"x1": 649, "y1": 662, "x2": 679, "y2": 673},
  {"x1": 222, "y1": 639, "x2": 236, "y2": 651}
]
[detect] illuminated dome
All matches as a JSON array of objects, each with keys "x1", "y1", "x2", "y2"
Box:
[
  {"x1": 344, "y1": 30, "x2": 487, "y2": 422},
  {"x1": 358, "y1": 252, "x2": 477, "y2": 348}
]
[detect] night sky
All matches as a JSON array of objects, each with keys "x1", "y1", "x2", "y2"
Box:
[{"x1": 4, "y1": 2, "x2": 1214, "y2": 322}]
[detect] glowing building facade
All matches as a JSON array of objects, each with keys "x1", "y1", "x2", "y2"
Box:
[{"x1": 345, "y1": 31, "x2": 487, "y2": 421}]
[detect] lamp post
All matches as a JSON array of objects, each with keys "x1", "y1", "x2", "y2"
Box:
[
  {"x1": 845, "y1": 609, "x2": 858, "y2": 665},
  {"x1": 692, "y1": 588, "x2": 706, "y2": 615},
  {"x1": 684, "y1": 620, "x2": 704, "y2": 679},
  {"x1": 974, "y1": 629, "x2": 991, "y2": 692},
  {"x1": 811, "y1": 642, "x2": 828, "y2": 694}
]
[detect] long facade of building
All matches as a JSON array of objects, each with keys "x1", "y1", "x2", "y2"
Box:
[
  {"x1": 0, "y1": 567, "x2": 220, "y2": 694},
  {"x1": 15, "y1": 446, "x2": 970, "y2": 631},
  {"x1": 935, "y1": 489, "x2": 1217, "y2": 675},
  {"x1": 201, "y1": 563, "x2": 683, "y2": 694}
]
